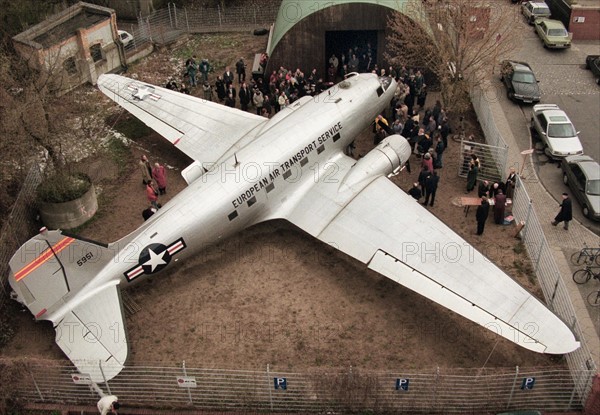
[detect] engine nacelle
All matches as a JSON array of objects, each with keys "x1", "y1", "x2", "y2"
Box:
[{"x1": 340, "y1": 134, "x2": 412, "y2": 190}]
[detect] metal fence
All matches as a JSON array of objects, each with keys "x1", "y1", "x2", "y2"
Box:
[
  {"x1": 458, "y1": 139, "x2": 507, "y2": 183},
  {"x1": 123, "y1": 2, "x2": 280, "y2": 51},
  {"x1": 0, "y1": 165, "x2": 42, "y2": 307},
  {"x1": 468, "y1": 85, "x2": 597, "y2": 403},
  {"x1": 466, "y1": 85, "x2": 509, "y2": 182},
  {"x1": 2, "y1": 358, "x2": 593, "y2": 413},
  {"x1": 511, "y1": 176, "x2": 597, "y2": 390}
]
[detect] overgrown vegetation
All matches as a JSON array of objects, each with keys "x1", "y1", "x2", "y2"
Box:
[{"x1": 36, "y1": 172, "x2": 91, "y2": 203}]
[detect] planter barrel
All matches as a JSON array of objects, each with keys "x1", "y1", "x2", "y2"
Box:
[{"x1": 38, "y1": 184, "x2": 98, "y2": 229}]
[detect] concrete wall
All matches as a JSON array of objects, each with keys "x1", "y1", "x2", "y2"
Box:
[
  {"x1": 38, "y1": 184, "x2": 98, "y2": 230},
  {"x1": 546, "y1": 0, "x2": 600, "y2": 40}
]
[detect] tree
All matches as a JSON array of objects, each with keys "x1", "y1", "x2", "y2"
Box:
[{"x1": 385, "y1": 0, "x2": 520, "y2": 115}]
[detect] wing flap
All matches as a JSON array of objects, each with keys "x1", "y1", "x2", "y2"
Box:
[{"x1": 55, "y1": 284, "x2": 127, "y2": 382}]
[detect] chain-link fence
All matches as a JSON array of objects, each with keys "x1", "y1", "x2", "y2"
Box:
[
  {"x1": 123, "y1": 2, "x2": 280, "y2": 53},
  {"x1": 2, "y1": 358, "x2": 593, "y2": 413},
  {"x1": 0, "y1": 165, "x2": 42, "y2": 308}
]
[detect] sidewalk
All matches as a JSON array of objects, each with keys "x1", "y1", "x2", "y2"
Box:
[{"x1": 481, "y1": 79, "x2": 600, "y2": 367}]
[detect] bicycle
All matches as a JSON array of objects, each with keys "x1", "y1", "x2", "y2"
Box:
[
  {"x1": 572, "y1": 265, "x2": 600, "y2": 284},
  {"x1": 570, "y1": 244, "x2": 600, "y2": 266},
  {"x1": 587, "y1": 289, "x2": 600, "y2": 307}
]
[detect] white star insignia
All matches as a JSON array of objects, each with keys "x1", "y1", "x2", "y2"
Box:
[
  {"x1": 133, "y1": 86, "x2": 152, "y2": 100},
  {"x1": 143, "y1": 249, "x2": 167, "y2": 272}
]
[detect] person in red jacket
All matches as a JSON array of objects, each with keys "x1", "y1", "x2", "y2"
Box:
[
  {"x1": 152, "y1": 163, "x2": 167, "y2": 195},
  {"x1": 146, "y1": 180, "x2": 159, "y2": 209}
]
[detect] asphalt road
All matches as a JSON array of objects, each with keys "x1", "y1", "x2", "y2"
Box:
[{"x1": 497, "y1": 18, "x2": 600, "y2": 235}]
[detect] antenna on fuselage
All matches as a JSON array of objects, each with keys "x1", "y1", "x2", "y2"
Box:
[{"x1": 234, "y1": 153, "x2": 240, "y2": 168}]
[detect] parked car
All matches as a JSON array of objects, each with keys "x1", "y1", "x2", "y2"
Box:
[
  {"x1": 522, "y1": 1, "x2": 551, "y2": 24},
  {"x1": 118, "y1": 30, "x2": 134, "y2": 47},
  {"x1": 585, "y1": 55, "x2": 600, "y2": 85},
  {"x1": 533, "y1": 18, "x2": 571, "y2": 48},
  {"x1": 500, "y1": 60, "x2": 541, "y2": 103},
  {"x1": 530, "y1": 104, "x2": 583, "y2": 159},
  {"x1": 561, "y1": 155, "x2": 600, "y2": 220}
]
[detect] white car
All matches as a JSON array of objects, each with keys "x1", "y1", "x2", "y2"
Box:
[
  {"x1": 530, "y1": 104, "x2": 583, "y2": 159},
  {"x1": 521, "y1": 1, "x2": 551, "y2": 24},
  {"x1": 118, "y1": 30, "x2": 134, "y2": 47}
]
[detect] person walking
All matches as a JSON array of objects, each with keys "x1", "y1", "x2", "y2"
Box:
[
  {"x1": 476, "y1": 196, "x2": 490, "y2": 235},
  {"x1": 552, "y1": 193, "x2": 573, "y2": 230},
  {"x1": 152, "y1": 162, "x2": 167, "y2": 195}
]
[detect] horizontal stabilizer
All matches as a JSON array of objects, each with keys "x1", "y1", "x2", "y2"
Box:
[{"x1": 55, "y1": 283, "x2": 127, "y2": 382}]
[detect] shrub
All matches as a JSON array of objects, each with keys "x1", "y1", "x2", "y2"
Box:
[{"x1": 37, "y1": 172, "x2": 91, "y2": 203}]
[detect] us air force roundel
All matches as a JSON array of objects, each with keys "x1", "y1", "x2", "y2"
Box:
[{"x1": 124, "y1": 238, "x2": 186, "y2": 282}]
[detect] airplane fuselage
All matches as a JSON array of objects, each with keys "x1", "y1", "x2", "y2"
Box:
[{"x1": 44, "y1": 73, "x2": 396, "y2": 323}]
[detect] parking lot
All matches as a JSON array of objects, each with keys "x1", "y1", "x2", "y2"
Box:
[{"x1": 497, "y1": 17, "x2": 600, "y2": 234}]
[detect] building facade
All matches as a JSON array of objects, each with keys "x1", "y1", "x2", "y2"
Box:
[{"x1": 12, "y1": 2, "x2": 126, "y2": 93}]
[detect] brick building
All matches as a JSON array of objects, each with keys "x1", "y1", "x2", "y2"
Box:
[{"x1": 12, "y1": 1, "x2": 126, "y2": 94}]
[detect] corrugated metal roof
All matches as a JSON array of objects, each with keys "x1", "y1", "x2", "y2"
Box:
[{"x1": 267, "y1": 0, "x2": 429, "y2": 55}]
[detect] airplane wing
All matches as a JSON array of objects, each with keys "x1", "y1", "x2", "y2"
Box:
[
  {"x1": 55, "y1": 283, "x2": 127, "y2": 383},
  {"x1": 97, "y1": 74, "x2": 268, "y2": 170},
  {"x1": 280, "y1": 154, "x2": 579, "y2": 354}
]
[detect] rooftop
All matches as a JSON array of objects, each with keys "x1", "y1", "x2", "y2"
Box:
[{"x1": 13, "y1": 2, "x2": 114, "y2": 49}]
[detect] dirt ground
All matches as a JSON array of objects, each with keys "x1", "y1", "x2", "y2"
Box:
[{"x1": 1, "y1": 32, "x2": 563, "y2": 372}]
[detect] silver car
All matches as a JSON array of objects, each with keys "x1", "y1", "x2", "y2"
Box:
[
  {"x1": 530, "y1": 104, "x2": 583, "y2": 159},
  {"x1": 561, "y1": 155, "x2": 600, "y2": 221}
]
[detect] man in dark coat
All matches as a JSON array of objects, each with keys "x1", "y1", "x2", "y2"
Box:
[
  {"x1": 552, "y1": 193, "x2": 573, "y2": 230},
  {"x1": 239, "y1": 82, "x2": 252, "y2": 111},
  {"x1": 418, "y1": 166, "x2": 431, "y2": 197},
  {"x1": 466, "y1": 161, "x2": 479, "y2": 193},
  {"x1": 478, "y1": 180, "x2": 490, "y2": 198},
  {"x1": 423, "y1": 170, "x2": 440, "y2": 207},
  {"x1": 235, "y1": 58, "x2": 246, "y2": 84},
  {"x1": 493, "y1": 190, "x2": 507, "y2": 224},
  {"x1": 476, "y1": 196, "x2": 490, "y2": 235}
]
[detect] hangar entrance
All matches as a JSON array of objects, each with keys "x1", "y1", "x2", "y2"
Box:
[{"x1": 325, "y1": 30, "x2": 378, "y2": 76}]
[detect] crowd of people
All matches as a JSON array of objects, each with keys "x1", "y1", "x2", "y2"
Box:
[{"x1": 140, "y1": 46, "x2": 531, "y2": 236}]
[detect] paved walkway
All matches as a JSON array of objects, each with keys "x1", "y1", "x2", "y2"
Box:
[{"x1": 481, "y1": 79, "x2": 600, "y2": 367}]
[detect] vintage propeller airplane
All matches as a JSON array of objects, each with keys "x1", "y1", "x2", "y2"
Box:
[{"x1": 8, "y1": 72, "x2": 579, "y2": 383}]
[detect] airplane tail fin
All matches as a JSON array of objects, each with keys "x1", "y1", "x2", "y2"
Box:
[
  {"x1": 9, "y1": 229, "x2": 128, "y2": 382},
  {"x1": 9, "y1": 229, "x2": 114, "y2": 320}
]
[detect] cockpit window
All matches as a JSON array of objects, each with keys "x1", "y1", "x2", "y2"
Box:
[
  {"x1": 378, "y1": 76, "x2": 392, "y2": 92},
  {"x1": 376, "y1": 86, "x2": 384, "y2": 97}
]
